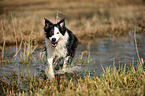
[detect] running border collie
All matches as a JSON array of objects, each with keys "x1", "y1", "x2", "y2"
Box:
[{"x1": 44, "y1": 18, "x2": 78, "y2": 79}]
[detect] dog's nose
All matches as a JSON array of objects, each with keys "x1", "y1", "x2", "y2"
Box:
[{"x1": 52, "y1": 38, "x2": 56, "y2": 42}]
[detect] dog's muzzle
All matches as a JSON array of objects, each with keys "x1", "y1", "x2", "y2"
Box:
[{"x1": 51, "y1": 38, "x2": 58, "y2": 47}]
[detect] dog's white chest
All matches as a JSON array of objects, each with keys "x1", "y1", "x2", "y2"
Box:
[
  {"x1": 45, "y1": 32, "x2": 69, "y2": 58},
  {"x1": 54, "y1": 43, "x2": 67, "y2": 57}
]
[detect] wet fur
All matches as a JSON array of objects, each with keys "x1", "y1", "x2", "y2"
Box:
[{"x1": 44, "y1": 18, "x2": 78, "y2": 79}]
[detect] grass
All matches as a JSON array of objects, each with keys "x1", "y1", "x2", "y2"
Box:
[
  {"x1": 0, "y1": 32, "x2": 144, "y2": 95},
  {"x1": 19, "y1": 42, "x2": 38, "y2": 65},
  {"x1": 0, "y1": 0, "x2": 145, "y2": 95},
  {"x1": 0, "y1": 0, "x2": 145, "y2": 46},
  {"x1": 0, "y1": 57, "x2": 144, "y2": 96},
  {"x1": 0, "y1": 42, "x2": 145, "y2": 95},
  {"x1": 0, "y1": 42, "x2": 144, "y2": 95}
]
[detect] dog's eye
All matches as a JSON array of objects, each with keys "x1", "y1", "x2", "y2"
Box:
[{"x1": 57, "y1": 32, "x2": 59, "y2": 34}]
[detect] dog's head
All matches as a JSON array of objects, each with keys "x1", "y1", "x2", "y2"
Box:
[{"x1": 44, "y1": 18, "x2": 66, "y2": 47}]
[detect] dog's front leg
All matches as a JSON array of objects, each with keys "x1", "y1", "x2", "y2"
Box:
[
  {"x1": 46, "y1": 57, "x2": 55, "y2": 79},
  {"x1": 62, "y1": 56, "x2": 70, "y2": 71}
]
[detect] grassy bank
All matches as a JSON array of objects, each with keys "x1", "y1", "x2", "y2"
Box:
[
  {"x1": 0, "y1": 58, "x2": 144, "y2": 95},
  {"x1": 0, "y1": 0, "x2": 145, "y2": 95},
  {"x1": 0, "y1": 41, "x2": 144, "y2": 95},
  {"x1": 0, "y1": 0, "x2": 145, "y2": 46}
]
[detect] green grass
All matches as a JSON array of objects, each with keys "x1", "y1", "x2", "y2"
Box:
[
  {"x1": 19, "y1": 42, "x2": 38, "y2": 65},
  {"x1": 0, "y1": 57, "x2": 144, "y2": 96}
]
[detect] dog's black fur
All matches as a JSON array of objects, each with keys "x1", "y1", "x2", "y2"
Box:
[{"x1": 44, "y1": 18, "x2": 78, "y2": 72}]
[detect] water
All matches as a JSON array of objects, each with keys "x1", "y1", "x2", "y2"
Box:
[{"x1": 0, "y1": 34, "x2": 145, "y2": 80}]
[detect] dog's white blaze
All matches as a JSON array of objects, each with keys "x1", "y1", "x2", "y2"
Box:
[
  {"x1": 49, "y1": 27, "x2": 62, "y2": 42},
  {"x1": 54, "y1": 27, "x2": 60, "y2": 34}
]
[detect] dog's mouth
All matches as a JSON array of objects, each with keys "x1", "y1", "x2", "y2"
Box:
[{"x1": 51, "y1": 41, "x2": 58, "y2": 47}]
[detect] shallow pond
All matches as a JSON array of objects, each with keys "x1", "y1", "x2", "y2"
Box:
[{"x1": 0, "y1": 34, "x2": 145, "y2": 80}]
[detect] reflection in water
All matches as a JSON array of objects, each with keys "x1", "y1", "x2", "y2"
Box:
[
  {"x1": 76, "y1": 35, "x2": 145, "y2": 77},
  {"x1": 0, "y1": 35, "x2": 145, "y2": 79}
]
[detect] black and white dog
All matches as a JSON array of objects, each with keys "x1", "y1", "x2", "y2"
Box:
[{"x1": 44, "y1": 18, "x2": 78, "y2": 79}]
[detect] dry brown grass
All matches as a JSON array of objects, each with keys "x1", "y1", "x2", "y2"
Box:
[
  {"x1": 0, "y1": 58, "x2": 144, "y2": 96},
  {"x1": 0, "y1": 0, "x2": 145, "y2": 46}
]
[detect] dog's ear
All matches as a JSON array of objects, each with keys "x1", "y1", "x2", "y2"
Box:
[
  {"x1": 44, "y1": 18, "x2": 52, "y2": 30},
  {"x1": 57, "y1": 18, "x2": 65, "y2": 28}
]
